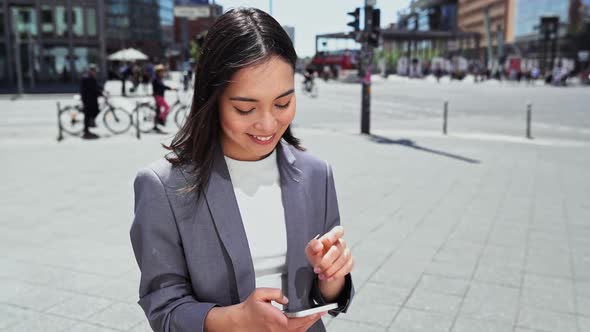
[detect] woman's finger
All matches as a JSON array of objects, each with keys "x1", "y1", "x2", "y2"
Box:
[
  {"x1": 321, "y1": 247, "x2": 351, "y2": 280},
  {"x1": 315, "y1": 239, "x2": 346, "y2": 274},
  {"x1": 327, "y1": 257, "x2": 354, "y2": 281},
  {"x1": 316, "y1": 245, "x2": 341, "y2": 272},
  {"x1": 287, "y1": 312, "x2": 324, "y2": 331}
]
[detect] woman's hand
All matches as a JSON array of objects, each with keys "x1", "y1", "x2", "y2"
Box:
[
  {"x1": 208, "y1": 288, "x2": 324, "y2": 332},
  {"x1": 305, "y1": 226, "x2": 354, "y2": 283}
]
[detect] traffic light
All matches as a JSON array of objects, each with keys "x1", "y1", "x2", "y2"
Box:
[
  {"x1": 368, "y1": 8, "x2": 381, "y2": 47},
  {"x1": 347, "y1": 8, "x2": 360, "y2": 32}
]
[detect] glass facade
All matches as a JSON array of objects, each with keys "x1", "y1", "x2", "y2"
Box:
[
  {"x1": 105, "y1": 0, "x2": 175, "y2": 58},
  {"x1": 514, "y1": 0, "x2": 569, "y2": 38},
  {"x1": 440, "y1": 3, "x2": 457, "y2": 31},
  {"x1": 72, "y1": 6, "x2": 84, "y2": 36},
  {"x1": 56, "y1": 6, "x2": 67, "y2": 37},
  {"x1": 0, "y1": 9, "x2": 4, "y2": 35},
  {"x1": 412, "y1": 2, "x2": 458, "y2": 31},
  {"x1": 86, "y1": 8, "x2": 97, "y2": 36},
  {"x1": 1, "y1": 1, "x2": 103, "y2": 89},
  {"x1": 41, "y1": 6, "x2": 54, "y2": 34},
  {"x1": 12, "y1": 7, "x2": 38, "y2": 36},
  {"x1": 43, "y1": 46, "x2": 70, "y2": 79},
  {"x1": 159, "y1": 0, "x2": 174, "y2": 44}
]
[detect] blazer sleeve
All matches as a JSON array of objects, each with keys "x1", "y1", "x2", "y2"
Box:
[
  {"x1": 309, "y1": 163, "x2": 355, "y2": 317},
  {"x1": 130, "y1": 167, "x2": 217, "y2": 332}
]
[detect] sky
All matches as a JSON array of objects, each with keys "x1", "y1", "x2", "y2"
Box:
[{"x1": 215, "y1": 0, "x2": 409, "y2": 57}]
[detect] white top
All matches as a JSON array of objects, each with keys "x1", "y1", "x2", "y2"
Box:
[{"x1": 224, "y1": 150, "x2": 288, "y2": 302}]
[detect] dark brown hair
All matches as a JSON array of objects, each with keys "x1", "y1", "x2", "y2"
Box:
[{"x1": 165, "y1": 8, "x2": 304, "y2": 196}]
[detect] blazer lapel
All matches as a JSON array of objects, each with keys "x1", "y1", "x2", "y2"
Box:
[
  {"x1": 204, "y1": 144, "x2": 256, "y2": 302},
  {"x1": 277, "y1": 141, "x2": 311, "y2": 307}
]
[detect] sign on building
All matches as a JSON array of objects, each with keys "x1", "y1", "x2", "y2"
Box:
[
  {"x1": 174, "y1": 6, "x2": 211, "y2": 19},
  {"x1": 175, "y1": 0, "x2": 209, "y2": 5}
]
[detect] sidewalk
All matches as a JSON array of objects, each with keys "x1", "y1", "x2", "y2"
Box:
[{"x1": 1, "y1": 117, "x2": 589, "y2": 331}]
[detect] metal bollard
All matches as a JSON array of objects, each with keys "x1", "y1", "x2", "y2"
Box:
[
  {"x1": 526, "y1": 102, "x2": 532, "y2": 139},
  {"x1": 57, "y1": 102, "x2": 64, "y2": 142},
  {"x1": 443, "y1": 101, "x2": 449, "y2": 135}
]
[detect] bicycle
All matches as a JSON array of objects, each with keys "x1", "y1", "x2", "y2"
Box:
[
  {"x1": 301, "y1": 79, "x2": 318, "y2": 98},
  {"x1": 134, "y1": 91, "x2": 190, "y2": 133},
  {"x1": 58, "y1": 93, "x2": 133, "y2": 135}
]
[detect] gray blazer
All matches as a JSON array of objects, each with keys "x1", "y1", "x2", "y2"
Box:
[{"x1": 130, "y1": 140, "x2": 354, "y2": 332}]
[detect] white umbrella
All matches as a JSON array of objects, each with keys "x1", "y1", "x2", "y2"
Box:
[{"x1": 108, "y1": 48, "x2": 148, "y2": 61}]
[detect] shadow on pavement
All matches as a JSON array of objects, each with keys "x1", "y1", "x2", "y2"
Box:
[{"x1": 368, "y1": 134, "x2": 481, "y2": 164}]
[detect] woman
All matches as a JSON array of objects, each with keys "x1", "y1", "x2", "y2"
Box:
[
  {"x1": 130, "y1": 8, "x2": 354, "y2": 332},
  {"x1": 152, "y1": 64, "x2": 177, "y2": 127}
]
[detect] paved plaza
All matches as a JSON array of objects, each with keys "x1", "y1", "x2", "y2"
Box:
[{"x1": 1, "y1": 77, "x2": 589, "y2": 331}]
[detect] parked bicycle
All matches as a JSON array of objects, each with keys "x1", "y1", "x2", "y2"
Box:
[
  {"x1": 133, "y1": 91, "x2": 190, "y2": 133},
  {"x1": 58, "y1": 93, "x2": 133, "y2": 136}
]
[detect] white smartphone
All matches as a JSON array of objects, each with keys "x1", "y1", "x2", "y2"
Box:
[{"x1": 283, "y1": 303, "x2": 338, "y2": 318}]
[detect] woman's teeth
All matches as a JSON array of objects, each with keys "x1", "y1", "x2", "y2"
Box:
[{"x1": 253, "y1": 135, "x2": 273, "y2": 141}]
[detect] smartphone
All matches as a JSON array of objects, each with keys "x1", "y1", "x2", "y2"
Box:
[{"x1": 283, "y1": 303, "x2": 338, "y2": 318}]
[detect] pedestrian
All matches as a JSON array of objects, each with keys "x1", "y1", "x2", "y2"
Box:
[
  {"x1": 130, "y1": 8, "x2": 354, "y2": 332},
  {"x1": 130, "y1": 62, "x2": 141, "y2": 93},
  {"x1": 151, "y1": 64, "x2": 176, "y2": 129},
  {"x1": 79, "y1": 63, "x2": 102, "y2": 139},
  {"x1": 120, "y1": 63, "x2": 131, "y2": 96}
]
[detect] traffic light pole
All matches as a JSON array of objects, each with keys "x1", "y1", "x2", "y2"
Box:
[{"x1": 360, "y1": 4, "x2": 374, "y2": 135}]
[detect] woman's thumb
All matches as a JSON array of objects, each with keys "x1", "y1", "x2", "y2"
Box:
[{"x1": 252, "y1": 288, "x2": 289, "y2": 304}]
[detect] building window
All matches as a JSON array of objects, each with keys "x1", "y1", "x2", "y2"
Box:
[
  {"x1": 73, "y1": 7, "x2": 84, "y2": 36},
  {"x1": 43, "y1": 46, "x2": 69, "y2": 80},
  {"x1": 0, "y1": 10, "x2": 4, "y2": 35},
  {"x1": 41, "y1": 6, "x2": 54, "y2": 34},
  {"x1": 56, "y1": 6, "x2": 67, "y2": 36},
  {"x1": 86, "y1": 8, "x2": 97, "y2": 36},
  {"x1": 12, "y1": 7, "x2": 38, "y2": 36}
]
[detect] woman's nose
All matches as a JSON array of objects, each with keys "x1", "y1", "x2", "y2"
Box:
[{"x1": 253, "y1": 110, "x2": 277, "y2": 132}]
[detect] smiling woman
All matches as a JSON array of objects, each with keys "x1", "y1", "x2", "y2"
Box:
[
  {"x1": 130, "y1": 7, "x2": 354, "y2": 332},
  {"x1": 219, "y1": 57, "x2": 296, "y2": 161}
]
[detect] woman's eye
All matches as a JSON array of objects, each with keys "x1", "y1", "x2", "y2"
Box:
[
  {"x1": 275, "y1": 102, "x2": 291, "y2": 109},
  {"x1": 234, "y1": 107, "x2": 254, "y2": 115}
]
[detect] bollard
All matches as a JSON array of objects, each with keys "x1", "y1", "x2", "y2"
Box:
[
  {"x1": 443, "y1": 101, "x2": 449, "y2": 135},
  {"x1": 57, "y1": 102, "x2": 64, "y2": 142},
  {"x1": 526, "y1": 102, "x2": 532, "y2": 139}
]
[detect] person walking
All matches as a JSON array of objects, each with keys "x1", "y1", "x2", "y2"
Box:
[
  {"x1": 151, "y1": 64, "x2": 177, "y2": 130},
  {"x1": 130, "y1": 8, "x2": 354, "y2": 332},
  {"x1": 79, "y1": 64, "x2": 103, "y2": 139}
]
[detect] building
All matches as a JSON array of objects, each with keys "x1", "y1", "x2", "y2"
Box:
[
  {"x1": 399, "y1": 0, "x2": 459, "y2": 31},
  {"x1": 0, "y1": 0, "x2": 178, "y2": 92},
  {"x1": 457, "y1": 0, "x2": 513, "y2": 49},
  {"x1": 511, "y1": 0, "x2": 590, "y2": 71},
  {"x1": 283, "y1": 26, "x2": 295, "y2": 47},
  {"x1": 105, "y1": 0, "x2": 174, "y2": 61},
  {"x1": 513, "y1": 0, "x2": 590, "y2": 40},
  {"x1": 173, "y1": 0, "x2": 222, "y2": 65},
  {"x1": 1, "y1": 0, "x2": 107, "y2": 92}
]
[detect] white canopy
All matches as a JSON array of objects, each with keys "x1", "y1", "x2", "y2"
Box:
[{"x1": 108, "y1": 48, "x2": 148, "y2": 61}]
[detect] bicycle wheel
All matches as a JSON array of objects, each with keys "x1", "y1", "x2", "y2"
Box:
[
  {"x1": 59, "y1": 105, "x2": 85, "y2": 135},
  {"x1": 174, "y1": 105, "x2": 189, "y2": 129},
  {"x1": 135, "y1": 103, "x2": 157, "y2": 133},
  {"x1": 103, "y1": 107, "x2": 133, "y2": 134}
]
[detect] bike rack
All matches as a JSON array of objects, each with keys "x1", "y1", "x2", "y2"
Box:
[
  {"x1": 135, "y1": 102, "x2": 141, "y2": 140},
  {"x1": 56, "y1": 98, "x2": 143, "y2": 142}
]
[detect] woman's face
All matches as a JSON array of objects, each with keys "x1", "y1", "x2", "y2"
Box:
[{"x1": 218, "y1": 56, "x2": 296, "y2": 161}]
